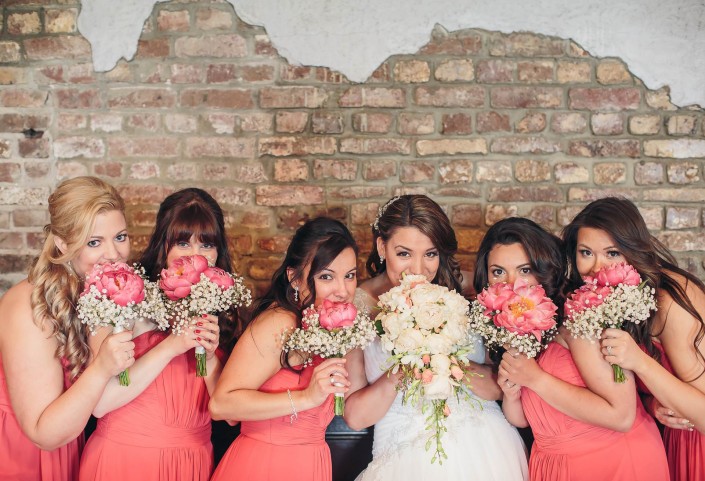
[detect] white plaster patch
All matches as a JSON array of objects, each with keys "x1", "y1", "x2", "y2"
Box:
[{"x1": 78, "y1": 0, "x2": 705, "y2": 107}]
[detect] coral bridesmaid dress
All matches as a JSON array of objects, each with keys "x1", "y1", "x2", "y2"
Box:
[
  {"x1": 522, "y1": 342, "x2": 670, "y2": 481},
  {"x1": 79, "y1": 331, "x2": 213, "y2": 481},
  {"x1": 0, "y1": 357, "x2": 82, "y2": 481},
  {"x1": 210, "y1": 365, "x2": 334, "y2": 481},
  {"x1": 648, "y1": 343, "x2": 704, "y2": 481}
]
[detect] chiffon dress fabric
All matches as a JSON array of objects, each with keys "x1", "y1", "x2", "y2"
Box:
[
  {"x1": 648, "y1": 342, "x2": 704, "y2": 481},
  {"x1": 0, "y1": 357, "x2": 82, "y2": 481},
  {"x1": 79, "y1": 330, "x2": 213, "y2": 481},
  {"x1": 353, "y1": 288, "x2": 529, "y2": 481},
  {"x1": 210, "y1": 365, "x2": 334, "y2": 481},
  {"x1": 522, "y1": 342, "x2": 670, "y2": 481}
]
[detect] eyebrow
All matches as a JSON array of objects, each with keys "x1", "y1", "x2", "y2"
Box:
[{"x1": 577, "y1": 242, "x2": 618, "y2": 251}]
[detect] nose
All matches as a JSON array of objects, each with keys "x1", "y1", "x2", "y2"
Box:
[
  {"x1": 332, "y1": 276, "x2": 348, "y2": 300},
  {"x1": 103, "y1": 241, "x2": 119, "y2": 262},
  {"x1": 409, "y1": 256, "x2": 424, "y2": 276},
  {"x1": 506, "y1": 271, "x2": 517, "y2": 285},
  {"x1": 590, "y1": 257, "x2": 605, "y2": 276}
]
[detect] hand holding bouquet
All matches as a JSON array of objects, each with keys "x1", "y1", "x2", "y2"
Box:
[
  {"x1": 469, "y1": 279, "x2": 558, "y2": 358},
  {"x1": 375, "y1": 274, "x2": 476, "y2": 464},
  {"x1": 159, "y1": 255, "x2": 252, "y2": 377},
  {"x1": 78, "y1": 262, "x2": 163, "y2": 386},
  {"x1": 283, "y1": 299, "x2": 376, "y2": 415},
  {"x1": 564, "y1": 262, "x2": 657, "y2": 382}
]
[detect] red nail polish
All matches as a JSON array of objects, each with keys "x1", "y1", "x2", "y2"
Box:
[
  {"x1": 201, "y1": 314, "x2": 208, "y2": 318},
  {"x1": 197, "y1": 322, "x2": 203, "y2": 327},
  {"x1": 195, "y1": 330, "x2": 201, "y2": 334},
  {"x1": 196, "y1": 337, "x2": 201, "y2": 341}
]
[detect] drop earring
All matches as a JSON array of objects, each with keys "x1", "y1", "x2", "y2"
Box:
[
  {"x1": 379, "y1": 254, "x2": 385, "y2": 264},
  {"x1": 293, "y1": 286, "x2": 299, "y2": 302}
]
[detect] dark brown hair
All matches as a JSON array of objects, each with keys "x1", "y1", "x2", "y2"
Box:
[
  {"x1": 563, "y1": 197, "x2": 705, "y2": 379},
  {"x1": 139, "y1": 188, "x2": 242, "y2": 351},
  {"x1": 367, "y1": 195, "x2": 462, "y2": 292}
]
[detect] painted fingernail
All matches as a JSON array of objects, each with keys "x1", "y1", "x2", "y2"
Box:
[
  {"x1": 201, "y1": 314, "x2": 208, "y2": 318},
  {"x1": 197, "y1": 322, "x2": 203, "y2": 327},
  {"x1": 196, "y1": 337, "x2": 201, "y2": 341},
  {"x1": 195, "y1": 330, "x2": 201, "y2": 334}
]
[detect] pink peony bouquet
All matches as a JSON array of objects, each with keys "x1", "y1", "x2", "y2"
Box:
[
  {"x1": 468, "y1": 279, "x2": 558, "y2": 359},
  {"x1": 564, "y1": 262, "x2": 656, "y2": 382},
  {"x1": 159, "y1": 255, "x2": 252, "y2": 377},
  {"x1": 78, "y1": 262, "x2": 165, "y2": 386},
  {"x1": 375, "y1": 274, "x2": 476, "y2": 464},
  {"x1": 283, "y1": 299, "x2": 376, "y2": 415}
]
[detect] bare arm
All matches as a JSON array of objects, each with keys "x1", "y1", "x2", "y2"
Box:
[
  {"x1": 501, "y1": 333, "x2": 637, "y2": 432},
  {"x1": 0, "y1": 282, "x2": 133, "y2": 450},
  {"x1": 343, "y1": 347, "x2": 400, "y2": 430},
  {"x1": 90, "y1": 314, "x2": 221, "y2": 417},
  {"x1": 209, "y1": 309, "x2": 349, "y2": 422},
  {"x1": 462, "y1": 351, "x2": 502, "y2": 401},
  {"x1": 497, "y1": 370, "x2": 529, "y2": 428}
]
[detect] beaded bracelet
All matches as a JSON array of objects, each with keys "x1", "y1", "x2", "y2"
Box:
[{"x1": 286, "y1": 389, "x2": 298, "y2": 424}]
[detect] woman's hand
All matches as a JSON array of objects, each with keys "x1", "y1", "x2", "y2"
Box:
[
  {"x1": 644, "y1": 395, "x2": 695, "y2": 431},
  {"x1": 600, "y1": 328, "x2": 649, "y2": 373},
  {"x1": 499, "y1": 348, "x2": 544, "y2": 389},
  {"x1": 194, "y1": 314, "x2": 220, "y2": 359},
  {"x1": 498, "y1": 373, "x2": 522, "y2": 401},
  {"x1": 303, "y1": 358, "x2": 349, "y2": 407},
  {"x1": 94, "y1": 330, "x2": 135, "y2": 378}
]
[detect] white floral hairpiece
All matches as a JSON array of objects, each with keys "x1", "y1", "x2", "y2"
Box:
[{"x1": 371, "y1": 196, "x2": 401, "y2": 233}]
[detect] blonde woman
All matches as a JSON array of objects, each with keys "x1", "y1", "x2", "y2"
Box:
[{"x1": 0, "y1": 176, "x2": 134, "y2": 480}]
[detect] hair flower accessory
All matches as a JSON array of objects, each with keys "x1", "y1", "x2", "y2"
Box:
[{"x1": 371, "y1": 196, "x2": 401, "y2": 233}]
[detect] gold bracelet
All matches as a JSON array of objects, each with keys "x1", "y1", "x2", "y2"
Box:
[{"x1": 286, "y1": 389, "x2": 298, "y2": 424}]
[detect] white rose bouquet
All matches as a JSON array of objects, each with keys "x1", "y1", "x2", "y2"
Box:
[{"x1": 375, "y1": 274, "x2": 477, "y2": 464}]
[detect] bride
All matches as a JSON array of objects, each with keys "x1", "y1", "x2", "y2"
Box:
[{"x1": 344, "y1": 195, "x2": 528, "y2": 480}]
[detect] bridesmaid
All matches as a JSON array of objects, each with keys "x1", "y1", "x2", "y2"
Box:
[
  {"x1": 0, "y1": 176, "x2": 134, "y2": 480},
  {"x1": 565, "y1": 197, "x2": 705, "y2": 481},
  {"x1": 79, "y1": 188, "x2": 236, "y2": 480},
  {"x1": 209, "y1": 217, "x2": 355, "y2": 481},
  {"x1": 496, "y1": 217, "x2": 670, "y2": 481}
]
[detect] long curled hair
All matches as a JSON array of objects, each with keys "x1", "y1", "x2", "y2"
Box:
[
  {"x1": 28, "y1": 176, "x2": 126, "y2": 381},
  {"x1": 251, "y1": 217, "x2": 358, "y2": 367},
  {"x1": 367, "y1": 195, "x2": 462, "y2": 292},
  {"x1": 474, "y1": 218, "x2": 567, "y2": 315},
  {"x1": 563, "y1": 197, "x2": 705, "y2": 378},
  {"x1": 139, "y1": 188, "x2": 242, "y2": 352}
]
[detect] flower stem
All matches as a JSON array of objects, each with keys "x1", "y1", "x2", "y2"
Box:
[
  {"x1": 118, "y1": 369, "x2": 130, "y2": 386},
  {"x1": 334, "y1": 393, "x2": 344, "y2": 416},
  {"x1": 612, "y1": 364, "x2": 626, "y2": 383},
  {"x1": 196, "y1": 351, "x2": 207, "y2": 377}
]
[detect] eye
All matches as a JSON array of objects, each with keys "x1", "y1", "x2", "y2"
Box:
[
  {"x1": 115, "y1": 233, "x2": 128, "y2": 242},
  {"x1": 201, "y1": 243, "x2": 216, "y2": 249},
  {"x1": 396, "y1": 251, "x2": 410, "y2": 258},
  {"x1": 87, "y1": 239, "x2": 100, "y2": 248},
  {"x1": 176, "y1": 241, "x2": 190, "y2": 248},
  {"x1": 425, "y1": 251, "x2": 439, "y2": 258},
  {"x1": 491, "y1": 268, "x2": 505, "y2": 277},
  {"x1": 606, "y1": 250, "x2": 622, "y2": 258},
  {"x1": 520, "y1": 267, "x2": 532, "y2": 275},
  {"x1": 344, "y1": 272, "x2": 357, "y2": 280},
  {"x1": 317, "y1": 273, "x2": 333, "y2": 281},
  {"x1": 579, "y1": 249, "x2": 593, "y2": 257}
]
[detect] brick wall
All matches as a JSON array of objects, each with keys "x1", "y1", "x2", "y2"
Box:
[{"x1": 1, "y1": 1, "x2": 704, "y2": 294}]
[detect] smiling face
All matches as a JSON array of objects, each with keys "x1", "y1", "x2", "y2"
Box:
[
  {"x1": 296, "y1": 246, "x2": 358, "y2": 307},
  {"x1": 486, "y1": 242, "x2": 539, "y2": 287},
  {"x1": 66, "y1": 209, "x2": 130, "y2": 277},
  {"x1": 378, "y1": 226, "x2": 440, "y2": 286},
  {"x1": 165, "y1": 233, "x2": 218, "y2": 269},
  {"x1": 575, "y1": 227, "x2": 626, "y2": 278}
]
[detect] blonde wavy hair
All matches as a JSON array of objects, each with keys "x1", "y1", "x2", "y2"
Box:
[{"x1": 27, "y1": 176, "x2": 126, "y2": 381}]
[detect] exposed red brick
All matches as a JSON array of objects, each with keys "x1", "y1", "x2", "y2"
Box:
[
  {"x1": 24, "y1": 36, "x2": 91, "y2": 60},
  {"x1": 174, "y1": 34, "x2": 247, "y2": 58},
  {"x1": 256, "y1": 185, "x2": 324, "y2": 206},
  {"x1": 415, "y1": 86, "x2": 485, "y2": 108},
  {"x1": 340, "y1": 138, "x2": 411, "y2": 155},
  {"x1": 491, "y1": 87, "x2": 562, "y2": 108},
  {"x1": 180, "y1": 89, "x2": 254, "y2": 109},
  {"x1": 568, "y1": 139, "x2": 639, "y2": 158},
  {"x1": 476, "y1": 111, "x2": 511, "y2": 133},
  {"x1": 55, "y1": 89, "x2": 101, "y2": 109},
  {"x1": 261, "y1": 87, "x2": 328, "y2": 108},
  {"x1": 259, "y1": 137, "x2": 336, "y2": 157},
  {"x1": 352, "y1": 113, "x2": 392, "y2": 133},
  {"x1": 136, "y1": 38, "x2": 170, "y2": 58},
  {"x1": 108, "y1": 88, "x2": 176, "y2": 109},
  {"x1": 0, "y1": 89, "x2": 47, "y2": 108},
  {"x1": 109, "y1": 138, "x2": 179, "y2": 158},
  {"x1": 339, "y1": 87, "x2": 405, "y2": 108},
  {"x1": 569, "y1": 88, "x2": 641, "y2": 111},
  {"x1": 442, "y1": 113, "x2": 472, "y2": 135},
  {"x1": 476, "y1": 60, "x2": 515, "y2": 83},
  {"x1": 185, "y1": 137, "x2": 255, "y2": 159}
]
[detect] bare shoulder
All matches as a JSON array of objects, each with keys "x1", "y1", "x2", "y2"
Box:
[
  {"x1": 0, "y1": 280, "x2": 35, "y2": 330},
  {"x1": 247, "y1": 307, "x2": 297, "y2": 347},
  {"x1": 655, "y1": 271, "x2": 705, "y2": 332}
]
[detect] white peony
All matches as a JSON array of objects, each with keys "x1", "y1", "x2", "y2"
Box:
[
  {"x1": 424, "y1": 373, "x2": 453, "y2": 400},
  {"x1": 395, "y1": 328, "x2": 425, "y2": 352},
  {"x1": 427, "y1": 333, "x2": 453, "y2": 355},
  {"x1": 411, "y1": 302, "x2": 445, "y2": 330},
  {"x1": 430, "y1": 354, "x2": 451, "y2": 375},
  {"x1": 409, "y1": 282, "x2": 445, "y2": 307}
]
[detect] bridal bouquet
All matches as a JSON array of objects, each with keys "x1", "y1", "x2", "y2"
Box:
[
  {"x1": 468, "y1": 279, "x2": 558, "y2": 358},
  {"x1": 283, "y1": 299, "x2": 376, "y2": 415},
  {"x1": 375, "y1": 274, "x2": 476, "y2": 464},
  {"x1": 564, "y1": 262, "x2": 656, "y2": 382},
  {"x1": 78, "y1": 262, "x2": 165, "y2": 386},
  {"x1": 160, "y1": 254, "x2": 252, "y2": 377}
]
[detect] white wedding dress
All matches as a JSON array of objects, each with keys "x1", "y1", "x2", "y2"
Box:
[{"x1": 354, "y1": 289, "x2": 528, "y2": 481}]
